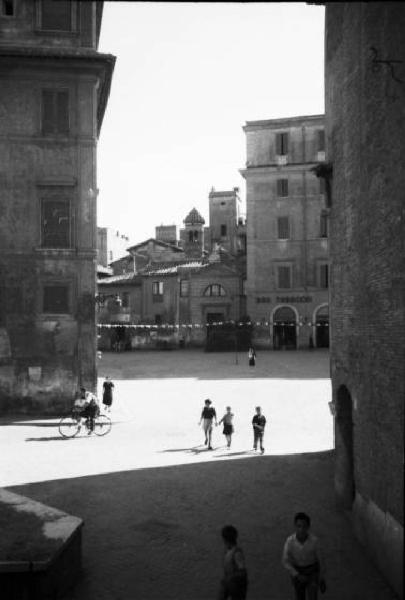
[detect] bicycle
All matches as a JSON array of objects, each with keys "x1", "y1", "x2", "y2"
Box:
[{"x1": 59, "y1": 410, "x2": 112, "y2": 438}]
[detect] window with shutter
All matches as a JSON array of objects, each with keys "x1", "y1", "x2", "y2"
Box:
[
  {"x1": 152, "y1": 281, "x2": 164, "y2": 296},
  {"x1": 43, "y1": 286, "x2": 69, "y2": 313},
  {"x1": 317, "y1": 129, "x2": 325, "y2": 152},
  {"x1": 277, "y1": 217, "x2": 290, "y2": 240},
  {"x1": 180, "y1": 280, "x2": 189, "y2": 297},
  {"x1": 320, "y1": 264, "x2": 329, "y2": 288},
  {"x1": 277, "y1": 179, "x2": 288, "y2": 197},
  {"x1": 41, "y1": 0, "x2": 72, "y2": 31},
  {"x1": 320, "y1": 212, "x2": 328, "y2": 238},
  {"x1": 41, "y1": 90, "x2": 69, "y2": 135},
  {"x1": 276, "y1": 132, "x2": 288, "y2": 155},
  {"x1": 2, "y1": 0, "x2": 14, "y2": 16},
  {"x1": 41, "y1": 199, "x2": 71, "y2": 248},
  {"x1": 278, "y1": 266, "x2": 292, "y2": 289}
]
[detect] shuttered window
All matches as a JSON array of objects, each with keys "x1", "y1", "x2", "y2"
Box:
[
  {"x1": 317, "y1": 129, "x2": 325, "y2": 152},
  {"x1": 41, "y1": 199, "x2": 71, "y2": 248},
  {"x1": 2, "y1": 0, "x2": 14, "y2": 16},
  {"x1": 42, "y1": 90, "x2": 69, "y2": 135},
  {"x1": 277, "y1": 217, "x2": 290, "y2": 240},
  {"x1": 43, "y1": 286, "x2": 69, "y2": 313},
  {"x1": 41, "y1": 0, "x2": 72, "y2": 31},
  {"x1": 277, "y1": 266, "x2": 292, "y2": 289},
  {"x1": 276, "y1": 132, "x2": 288, "y2": 155},
  {"x1": 152, "y1": 281, "x2": 164, "y2": 296},
  {"x1": 320, "y1": 264, "x2": 329, "y2": 288},
  {"x1": 277, "y1": 179, "x2": 289, "y2": 197},
  {"x1": 320, "y1": 212, "x2": 328, "y2": 238}
]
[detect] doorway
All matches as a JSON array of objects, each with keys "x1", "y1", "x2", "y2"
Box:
[
  {"x1": 273, "y1": 306, "x2": 297, "y2": 350},
  {"x1": 315, "y1": 304, "x2": 329, "y2": 348}
]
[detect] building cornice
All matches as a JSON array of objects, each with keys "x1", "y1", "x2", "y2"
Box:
[
  {"x1": 243, "y1": 114, "x2": 325, "y2": 131},
  {"x1": 239, "y1": 162, "x2": 322, "y2": 178}
]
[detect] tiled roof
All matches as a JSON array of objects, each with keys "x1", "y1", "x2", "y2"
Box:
[
  {"x1": 143, "y1": 260, "x2": 209, "y2": 276},
  {"x1": 127, "y1": 238, "x2": 184, "y2": 253},
  {"x1": 183, "y1": 207, "x2": 205, "y2": 225},
  {"x1": 98, "y1": 273, "x2": 140, "y2": 285}
]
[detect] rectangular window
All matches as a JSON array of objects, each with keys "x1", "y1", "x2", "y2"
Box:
[
  {"x1": 220, "y1": 224, "x2": 227, "y2": 237},
  {"x1": 1, "y1": 0, "x2": 14, "y2": 16},
  {"x1": 317, "y1": 129, "x2": 325, "y2": 152},
  {"x1": 180, "y1": 279, "x2": 189, "y2": 297},
  {"x1": 277, "y1": 217, "x2": 290, "y2": 240},
  {"x1": 320, "y1": 212, "x2": 328, "y2": 238},
  {"x1": 41, "y1": 199, "x2": 71, "y2": 248},
  {"x1": 278, "y1": 266, "x2": 292, "y2": 289},
  {"x1": 43, "y1": 285, "x2": 69, "y2": 313},
  {"x1": 42, "y1": 90, "x2": 69, "y2": 135},
  {"x1": 152, "y1": 281, "x2": 164, "y2": 296},
  {"x1": 319, "y1": 177, "x2": 326, "y2": 195},
  {"x1": 276, "y1": 132, "x2": 289, "y2": 156},
  {"x1": 121, "y1": 292, "x2": 130, "y2": 308},
  {"x1": 320, "y1": 264, "x2": 329, "y2": 288},
  {"x1": 155, "y1": 314, "x2": 162, "y2": 325},
  {"x1": 277, "y1": 179, "x2": 289, "y2": 197},
  {"x1": 41, "y1": 0, "x2": 72, "y2": 31}
]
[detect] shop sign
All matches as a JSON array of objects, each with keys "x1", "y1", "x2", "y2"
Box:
[{"x1": 276, "y1": 296, "x2": 312, "y2": 303}]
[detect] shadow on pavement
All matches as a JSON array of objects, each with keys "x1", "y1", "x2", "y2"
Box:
[{"x1": 6, "y1": 449, "x2": 395, "y2": 600}]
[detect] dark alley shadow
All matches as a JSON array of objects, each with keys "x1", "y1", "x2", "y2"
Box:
[{"x1": 4, "y1": 448, "x2": 393, "y2": 600}]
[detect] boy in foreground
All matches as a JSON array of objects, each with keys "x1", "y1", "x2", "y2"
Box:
[
  {"x1": 282, "y1": 512, "x2": 326, "y2": 600},
  {"x1": 218, "y1": 525, "x2": 248, "y2": 600}
]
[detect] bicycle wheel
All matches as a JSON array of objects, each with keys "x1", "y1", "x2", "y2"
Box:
[
  {"x1": 93, "y1": 414, "x2": 112, "y2": 436},
  {"x1": 59, "y1": 416, "x2": 80, "y2": 438}
]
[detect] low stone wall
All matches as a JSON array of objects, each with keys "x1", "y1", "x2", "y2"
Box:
[{"x1": 0, "y1": 489, "x2": 83, "y2": 600}]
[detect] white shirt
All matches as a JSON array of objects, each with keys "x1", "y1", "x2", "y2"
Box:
[{"x1": 282, "y1": 533, "x2": 325, "y2": 577}]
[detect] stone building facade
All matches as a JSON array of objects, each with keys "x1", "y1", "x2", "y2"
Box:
[
  {"x1": 0, "y1": 1, "x2": 114, "y2": 412},
  {"x1": 241, "y1": 115, "x2": 329, "y2": 349},
  {"x1": 325, "y1": 3, "x2": 404, "y2": 596},
  {"x1": 97, "y1": 227, "x2": 130, "y2": 268}
]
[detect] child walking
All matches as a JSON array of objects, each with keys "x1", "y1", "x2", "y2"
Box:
[
  {"x1": 218, "y1": 525, "x2": 248, "y2": 600},
  {"x1": 219, "y1": 407, "x2": 234, "y2": 448}
]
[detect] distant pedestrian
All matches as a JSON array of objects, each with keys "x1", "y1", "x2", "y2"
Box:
[
  {"x1": 252, "y1": 406, "x2": 266, "y2": 454},
  {"x1": 219, "y1": 407, "x2": 234, "y2": 448},
  {"x1": 282, "y1": 512, "x2": 326, "y2": 600},
  {"x1": 218, "y1": 525, "x2": 248, "y2": 600},
  {"x1": 102, "y1": 376, "x2": 114, "y2": 412},
  {"x1": 198, "y1": 399, "x2": 217, "y2": 450},
  {"x1": 248, "y1": 346, "x2": 256, "y2": 367}
]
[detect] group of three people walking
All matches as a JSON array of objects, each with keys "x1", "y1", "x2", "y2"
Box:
[{"x1": 199, "y1": 400, "x2": 266, "y2": 453}]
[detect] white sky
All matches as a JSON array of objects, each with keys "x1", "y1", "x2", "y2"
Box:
[{"x1": 98, "y1": 2, "x2": 325, "y2": 244}]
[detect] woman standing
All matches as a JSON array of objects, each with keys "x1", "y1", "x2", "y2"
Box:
[
  {"x1": 248, "y1": 347, "x2": 256, "y2": 367},
  {"x1": 102, "y1": 376, "x2": 115, "y2": 412}
]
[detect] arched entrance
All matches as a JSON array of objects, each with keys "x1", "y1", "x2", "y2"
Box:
[
  {"x1": 335, "y1": 385, "x2": 355, "y2": 509},
  {"x1": 272, "y1": 305, "x2": 297, "y2": 350},
  {"x1": 314, "y1": 304, "x2": 329, "y2": 348}
]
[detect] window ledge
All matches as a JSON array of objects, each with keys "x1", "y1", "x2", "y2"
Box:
[
  {"x1": 34, "y1": 29, "x2": 78, "y2": 37},
  {"x1": 35, "y1": 248, "x2": 75, "y2": 255}
]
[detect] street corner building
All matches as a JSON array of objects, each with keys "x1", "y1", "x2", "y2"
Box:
[
  {"x1": 0, "y1": 1, "x2": 115, "y2": 413},
  {"x1": 240, "y1": 114, "x2": 330, "y2": 350},
  {"x1": 325, "y1": 2, "x2": 404, "y2": 596}
]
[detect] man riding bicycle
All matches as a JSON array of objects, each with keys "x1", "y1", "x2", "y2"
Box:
[{"x1": 73, "y1": 387, "x2": 100, "y2": 434}]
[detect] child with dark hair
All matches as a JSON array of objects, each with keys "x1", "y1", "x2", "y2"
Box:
[
  {"x1": 282, "y1": 512, "x2": 326, "y2": 600},
  {"x1": 218, "y1": 525, "x2": 248, "y2": 600},
  {"x1": 219, "y1": 407, "x2": 234, "y2": 448}
]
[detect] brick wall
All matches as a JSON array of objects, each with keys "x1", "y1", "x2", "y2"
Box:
[{"x1": 326, "y1": 3, "x2": 404, "y2": 594}]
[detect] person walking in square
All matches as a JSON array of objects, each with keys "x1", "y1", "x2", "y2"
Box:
[
  {"x1": 198, "y1": 399, "x2": 217, "y2": 449},
  {"x1": 218, "y1": 525, "x2": 248, "y2": 600},
  {"x1": 102, "y1": 376, "x2": 114, "y2": 413},
  {"x1": 219, "y1": 406, "x2": 234, "y2": 448},
  {"x1": 248, "y1": 346, "x2": 256, "y2": 367},
  {"x1": 252, "y1": 405, "x2": 266, "y2": 454},
  {"x1": 282, "y1": 512, "x2": 326, "y2": 600}
]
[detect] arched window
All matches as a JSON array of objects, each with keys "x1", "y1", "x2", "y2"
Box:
[{"x1": 203, "y1": 284, "x2": 226, "y2": 297}]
